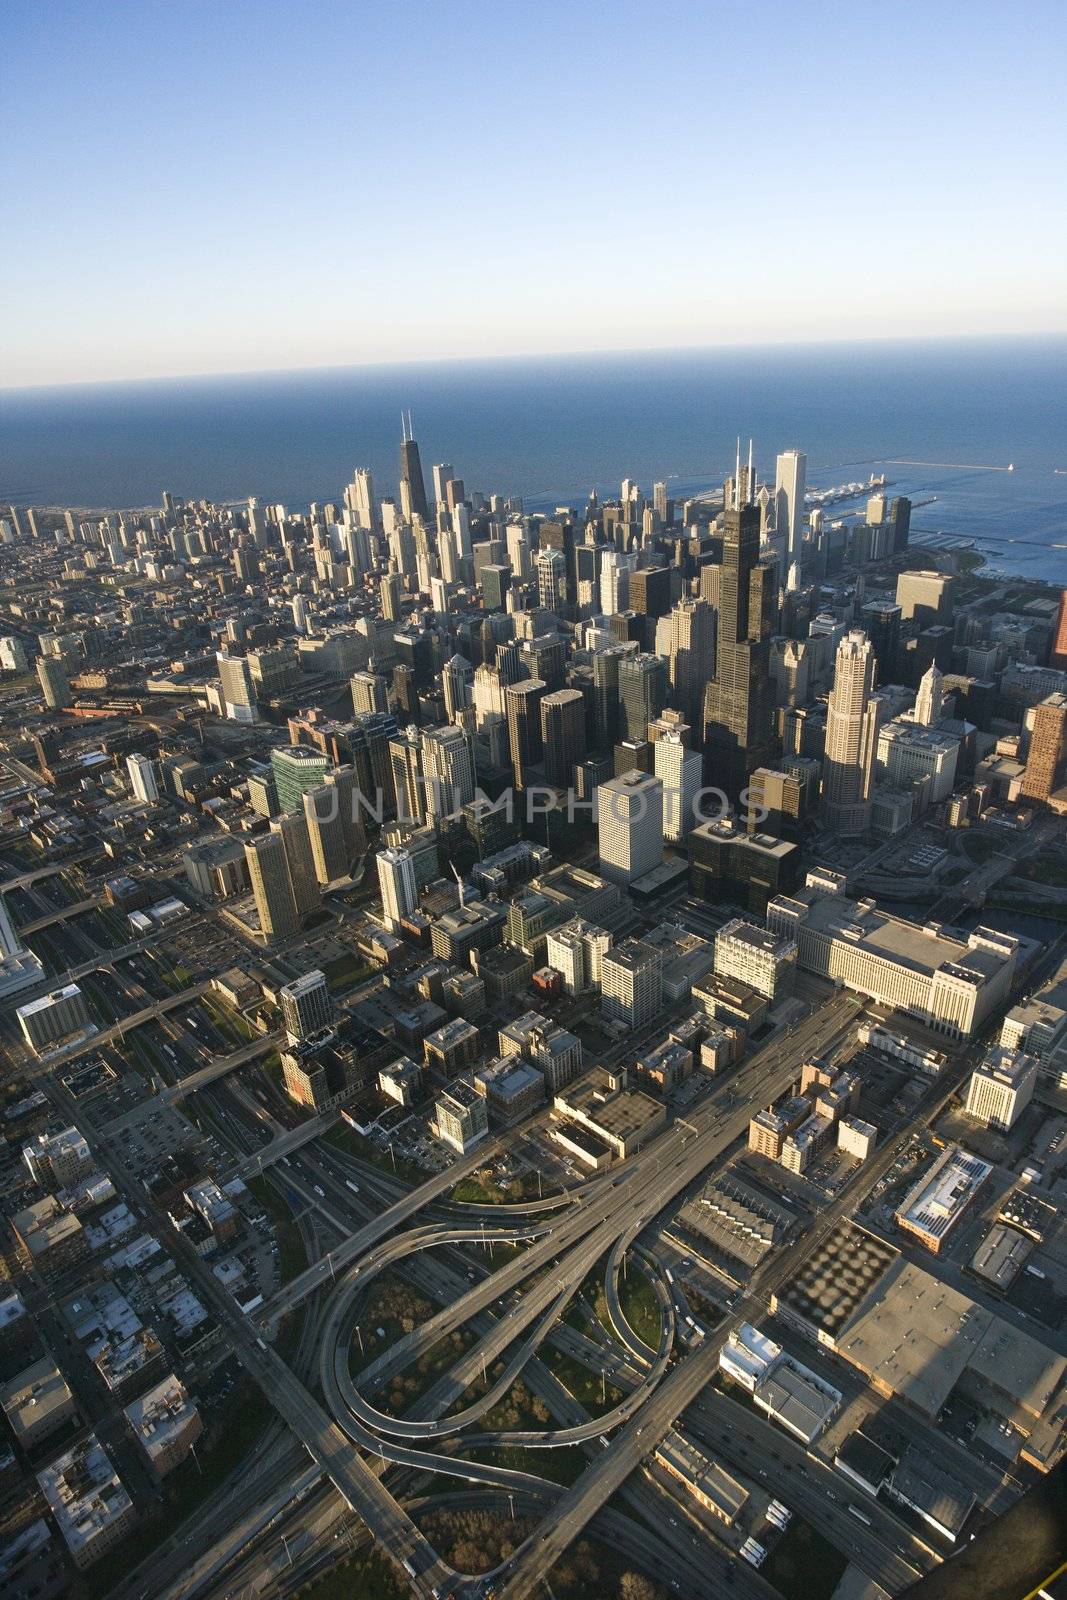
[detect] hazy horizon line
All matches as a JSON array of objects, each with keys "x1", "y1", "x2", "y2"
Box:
[{"x1": 4, "y1": 327, "x2": 1067, "y2": 400}]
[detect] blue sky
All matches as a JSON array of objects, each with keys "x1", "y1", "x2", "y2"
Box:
[{"x1": 3, "y1": 0, "x2": 1065, "y2": 387}]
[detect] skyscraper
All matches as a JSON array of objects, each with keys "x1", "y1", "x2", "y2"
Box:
[
  {"x1": 1020, "y1": 693, "x2": 1067, "y2": 802},
  {"x1": 380, "y1": 572, "x2": 402, "y2": 623},
  {"x1": 421, "y1": 724, "x2": 476, "y2": 819},
  {"x1": 506, "y1": 678, "x2": 548, "y2": 788},
  {"x1": 399, "y1": 413, "x2": 429, "y2": 521},
  {"x1": 535, "y1": 548, "x2": 567, "y2": 611},
  {"x1": 775, "y1": 449, "x2": 807, "y2": 592},
  {"x1": 377, "y1": 846, "x2": 418, "y2": 931},
  {"x1": 271, "y1": 745, "x2": 330, "y2": 814},
  {"x1": 432, "y1": 462, "x2": 455, "y2": 507},
  {"x1": 540, "y1": 688, "x2": 585, "y2": 788},
  {"x1": 600, "y1": 549, "x2": 634, "y2": 615},
  {"x1": 442, "y1": 654, "x2": 474, "y2": 721},
  {"x1": 280, "y1": 970, "x2": 333, "y2": 1044},
  {"x1": 350, "y1": 671, "x2": 389, "y2": 717},
  {"x1": 912, "y1": 663, "x2": 945, "y2": 728},
  {"x1": 271, "y1": 812, "x2": 319, "y2": 917},
  {"x1": 126, "y1": 753, "x2": 159, "y2": 805},
  {"x1": 654, "y1": 731, "x2": 702, "y2": 843},
  {"x1": 592, "y1": 643, "x2": 635, "y2": 750},
  {"x1": 244, "y1": 830, "x2": 299, "y2": 940},
  {"x1": 618, "y1": 653, "x2": 667, "y2": 744},
  {"x1": 596, "y1": 769, "x2": 664, "y2": 885},
  {"x1": 389, "y1": 727, "x2": 425, "y2": 823},
  {"x1": 36, "y1": 656, "x2": 71, "y2": 711},
  {"x1": 666, "y1": 597, "x2": 715, "y2": 732},
  {"x1": 704, "y1": 467, "x2": 775, "y2": 802},
  {"x1": 821, "y1": 629, "x2": 882, "y2": 836}
]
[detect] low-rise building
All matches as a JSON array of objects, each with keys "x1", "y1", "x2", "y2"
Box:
[
  {"x1": 124, "y1": 1375, "x2": 203, "y2": 1477},
  {"x1": 838, "y1": 1116, "x2": 878, "y2": 1161},
  {"x1": 11, "y1": 1196, "x2": 88, "y2": 1277},
  {"x1": 379, "y1": 1057, "x2": 423, "y2": 1106},
  {"x1": 37, "y1": 1435, "x2": 136, "y2": 1569},
  {"x1": 472, "y1": 1057, "x2": 545, "y2": 1125},
  {"x1": 894, "y1": 1145, "x2": 993, "y2": 1254},
  {"x1": 768, "y1": 881, "x2": 1019, "y2": 1040},
  {"x1": 0, "y1": 1359, "x2": 77, "y2": 1450},
  {"x1": 655, "y1": 1429, "x2": 749, "y2": 1526},
  {"x1": 551, "y1": 1067, "x2": 666, "y2": 1161},
  {"x1": 498, "y1": 1011, "x2": 583, "y2": 1093},
  {"x1": 22, "y1": 1127, "x2": 94, "y2": 1189}
]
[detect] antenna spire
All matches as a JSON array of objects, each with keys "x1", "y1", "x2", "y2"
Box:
[
  {"x1": 734, "y1": 436, "x2": 741, "y2": 510},
  {"x1": 747, "y1": 438, "x2": 754, "y2": 506}
]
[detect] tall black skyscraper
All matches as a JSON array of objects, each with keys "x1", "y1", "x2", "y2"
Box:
[
  {"x1": 703, "y1": 478, "x2": 775, "y2": 800},
  {"x1": 399, "y1": 412, "x2": 429, "y2": 522}
]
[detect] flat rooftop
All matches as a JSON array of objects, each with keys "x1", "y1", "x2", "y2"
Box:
[
  {"x1": 776, "y1": 1221, "x2": 898, "y2": 1339},
  {"x1": 837, "y1": 1258, "x2": 1067, "y2": 1420}
]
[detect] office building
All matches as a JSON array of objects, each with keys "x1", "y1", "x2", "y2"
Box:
[
  {"x1": 654, "y1": 730, "x2": 702, "y2": 842},
  {"x1": 775, "y1": 449, "x2": 807, "y2": 590},
  {"x1": 399, "y1": 414, "x2": 429, "y2": 521},
  {"x1": 22, "y1": 1126, "x2": 93, "y2": 1188},
  {"x1": 505, "y1": 678, "x2": 548, "y2": 788},
  {"x1": 704, "y1": 481, "x2": 775, "y2": 799},
  {"x1": 0, "y1": 894, "x2": 46, "y2": 1002},
  {"x1": 618, "y1": 652, "x2": 667, "y2": 743},
  {"x1": 271, "y1": 745, "x2": 329, "y2": 814},
  {"x1": 280, "y1": 969, "x2": 333, "y2": 1044},
  {"x1": 350, "y1": 671, "x2": 389, "y2": 716},
  {"x1": 377, "y1": 846, "x2": 419, "y2": 931},
  {"x1": 421, "y1": 723, "x2": 476, "y2": 819},
  {"x1": 714, "y1": 919, "x2": 797, "y2": 1005},
  {"x1": 768, "y1": 882, "x2": 1019, "y2": 1039},
  {"x1": 16, "y1": 985, "x2": 92, "y2": 1053},
  {"x1": 596, "y1": 769, "x2": 663, "y2": 885},
  {"x1": 435, "y1": 1080, "x2": 489, "y2": 1154},
  {"x1": 244, "y1": 816, "x2": 318, "y2": 942},
  {"x1": 876, "y1": 720, "x2": 960, "y2": 804},
  {"x1": 822, "y1": 629, "x2": 882, "y2": 836},
  {"x1": 964, "y1": 1046, "x2": 1038, "y2": 1131},
  {"x1": 535, "y1": 547, "x2": 567, "y2": 611},
  {"x1": 540, "y1": 688, "x2": 585, "y2": 788},
  {"x1": 1020, "y1": 693, "x2": 1067, "y2": 802},
  {"x1": 896, "y1": 570, "x2": 955, "y2": 628},
  {"x1": 36, "y1": 655, "x2": 71, "y2": 710},
  {"x1": 126, "y1": 753, "x2": 159, "y2": 805},
  {"x1": 389, "y1": 726, "x2": 425, "y2": 823},
  {"x1": 601, "y1": 937, "x2": 663, "y2": 1027},
  {"x1": 665, "y1": 597, "x2": 715, "y2": 730},
  {"x1": 600, "y1": 548, "x2": 635, "y2": 614},
  {"x1": 441, "y1": 654, "x2": 474, "y2": 721},
  {"x1": 216, "y1": 651, "x2": 257, "y2": 722},
  {"x1": 688, "y1": 820, "x2": 800, "y2": 916}
]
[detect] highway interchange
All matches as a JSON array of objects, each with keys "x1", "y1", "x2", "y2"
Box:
[{"x1": 4, "y1": 857, "x2": 1055, "y2": 1600}]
